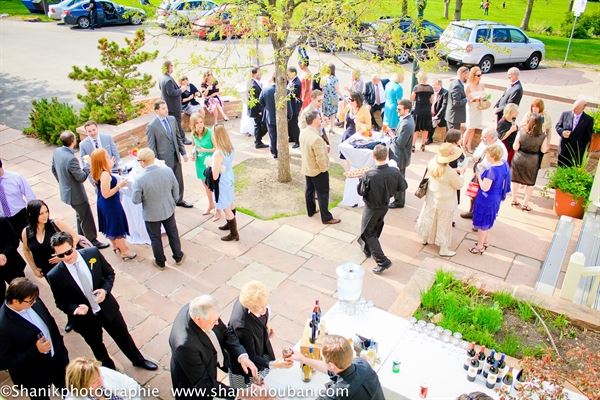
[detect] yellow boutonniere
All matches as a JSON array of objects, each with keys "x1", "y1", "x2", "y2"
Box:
[{"x1": 89, "y1": 258, "x2": 97, "y2": 270}]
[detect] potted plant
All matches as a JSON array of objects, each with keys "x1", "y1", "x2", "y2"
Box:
[
  {"x1": 590, "y1": 107, "x2": 600, "y2": 152},
  {"x1": 545, "y1": 153, "x2": 593, "y2": 219}
]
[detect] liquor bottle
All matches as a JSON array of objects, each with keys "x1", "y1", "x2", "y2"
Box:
[
  {"x1": 477, "y1": 346, "x2": 486, "y2": 375},
  {"x1": 486, "y1": 360, "x2": 499, "y2": 389},
  {"x1": 496, "y1": 353, "x2": 507, "y2": 382},
  {"x1": 463, "y1": 342, "x2": 476, "y2": 371},
  {"x1": 482, "y1": 349, "x2": 496, "y2": 378},
  {"x1": 501, "y1": 367, "x2": 513, "y2": 391},
  {"x1": 466, "y1": 357, "x2": 479, "y2": 382}
]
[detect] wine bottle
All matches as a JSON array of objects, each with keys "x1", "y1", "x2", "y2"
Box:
[
  {"x1": 482, "y1": 349, "x2": 495, "y2": 378},
  {"x1": 477, "y1": 346, "x2": 486, "y2": 375},
  {"x1": 514, "y1": 368, "x2": 525, "y2": 390},
  {"x1": 463, "y1": 342, "x2": 476, "y2": 371},
  {"x1": 466, "y1": 357, "x2": 479, "y2": 382},
  {"x1": 486, "y1": 360, "x2": 499, "y2": 389},
  {"x1": 496, "y1": 353, "x2": 507, "y2": 382},
  {"x1": 501, "y1": 366, "x2": 513, "y2": 390}
]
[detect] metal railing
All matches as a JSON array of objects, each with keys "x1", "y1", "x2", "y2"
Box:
[{"x1": 560, "y1": 252, "x2": 600, "y2": 307}]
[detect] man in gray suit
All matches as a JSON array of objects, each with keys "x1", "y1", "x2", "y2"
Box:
[
  {"x1": 493, "y1": 67, "x2": 523, "y2": 122},
  {"x1": 388, "y1": 99, "x2": 415, "y2": 209},
  {"x1": 51, "y1": 131, "x2": 108, "y2": 249},
  {"x1": 132, "y1": 148, "x2": 184, "y2": 269},
  {"x1": 445, "y1": 66, "x2": 469, "y2": 130},
  {"x1": 159, "y1": 60, "x2": 192, "y2": 145},
  {"x1": 79, "y1": 120, "x2": 120, "y2": 174},
  {"x1": 146, "y1": 100, "x2": 193, "y2": 208}
]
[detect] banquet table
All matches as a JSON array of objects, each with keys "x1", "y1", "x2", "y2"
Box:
[{"x1": 338, "y1": 133, "x2": 391, "y2": 208}]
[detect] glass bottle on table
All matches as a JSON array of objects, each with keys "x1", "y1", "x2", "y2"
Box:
[
  {"x1": 486, "y1": 360, "x2": 499, "y2": 389},
  {"x1": 466, "y1": 357, "x2": 479, "y2": 382},
  {"x1": 482, "y1": 349, "x2": 495, "y2": 378},
  {"x1": 476, "y1": 346, "x2": 486, "y2": 375},
  {"x1": 463, "y1": 342, "x2": 476, "y2": 371},
  {"x1": 497, "y1": 353, "x2": 507, "y2": 382},
  {"x1": 501, "y1": 366, "x2": 513, "y2": 391}
]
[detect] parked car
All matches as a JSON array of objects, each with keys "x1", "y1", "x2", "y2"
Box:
[
  {"x1": 48, "y1": 0, "x2": 82, "y2": 19},
  {"x1": 62, "y1": 0, "x2": 145, "y2": 28},
  {"x1": 157, "y1": 0, "x2": 218, "y2": 28},
  {"x1": 192, "y1": 4, "x2": 268, "y2": 40},
  {"x1": 440, "y1": 20, "x2": 545, "y2": 73}
]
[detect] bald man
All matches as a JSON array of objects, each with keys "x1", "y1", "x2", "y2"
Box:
[
  {"x1": 555, "y1": 100, "x2": 593, "y2": 167},
  {"x1": 493, "y1": 67, "x2": 523, "y2": 122}
]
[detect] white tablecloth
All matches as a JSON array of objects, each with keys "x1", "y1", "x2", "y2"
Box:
[{"x1": 338, "y1": 134, "x2": 390, "y2": 208}]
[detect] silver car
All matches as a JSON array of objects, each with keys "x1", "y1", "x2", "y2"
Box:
[
  {"x1": 440, "y1": 20, "x2": 545, "y2": 73},
  {"x1": 156, "y1": 0, "x2": 218, "y2": 28},
  {"x1": 48, "y1": 0, "x2": 85, "y2": 20}
]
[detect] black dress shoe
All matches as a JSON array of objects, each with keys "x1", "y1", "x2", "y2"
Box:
[
  {"x1": 460, "y1": 211, "x2": 473, "y2": 219},
  {"x1": 255, "y1": 143, "x2": 269, "y2": 149},
  {"x1": 133, "y1": 359, "x2": 158, "y2": 371},
  {"x1": 292, "y1": 143, "x2": 300, "y2": 149},
  {"x1": 92, "y1": 240, "x2": 110, "y2": 249},
  {"x1": 177, "y1": 201, "x2": 193, "y2": 208},
  {"x1": 388, "y1": 203, "x2": 404, "y2": 209},
  {"x1": 272, "y1": 154, "x2": 278, "y2": 159},
  {"x1": 182, "y1": 138, "x2": 193, "y2": 145},
  {"x1": 372, "y1": 260, "x2": 392, "y2": 274},
  {"x1": 65, "y1": 321, "x2": 73, "y2": 333}
]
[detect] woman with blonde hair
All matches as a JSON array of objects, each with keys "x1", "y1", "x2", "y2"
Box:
[
  {"x1": 90, "y1": 149, "x2": 136, "y2": 260},
  {"x1": 190, "y1": 113, "x2": 216, "y2": 216},
  {"x1": 228, "y1": 281, "x2": 292, "y2": 388},
  {"x1": 211, "y1": 124, "x2": 238, "y2": 241},
  {"x1": 410, "y1": 71, "x2": 434, "y2": 151},
  {"x1": 201, "y1": 70, "x2": 228, "y2": 123},
  {"x1": 497, "y1": 103, "x2": 519, "y2": 166},
  {"x1": 464, "y1": 66, "x2": 486, "y2": 153},
  {"x1": 321, "y1": 64, "x2": 341, "y2": 135},
  {"x1": 65, "y1": 357, "x2": 141, "y2": 400},
  {"x1": 416, "y1": 143, "x2": 464, "y2": 257},
  {"x1": 383, "y1": 71, "x2": 404, "y2": 130}
]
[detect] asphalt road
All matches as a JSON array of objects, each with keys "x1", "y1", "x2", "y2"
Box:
[{"x1": 1, "y1": 18, "x2": 598, "y2": 132}]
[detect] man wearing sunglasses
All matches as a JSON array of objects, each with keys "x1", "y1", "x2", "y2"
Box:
[
  {"x1": 0, "y1": 277, "x2": 69, "y2": 400},
  {"x1": 46, "y1": 231, "x2": 157, "y2": 371}
]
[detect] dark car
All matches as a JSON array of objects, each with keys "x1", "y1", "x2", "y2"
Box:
[{"x1": 62, "y1": 0, "x2": 145, "y2": 28}]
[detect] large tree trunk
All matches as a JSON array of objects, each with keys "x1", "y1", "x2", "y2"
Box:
[
  {"x1": 520, "y1": 0, "x2": 534, "y2": 31},
  {"x1": 273, "y1": 45, "x2": 292, "y2": 183},
  {"x1": 454, "y1": 0, "x2": 463, "y2": 21},
  {"x1": 444, "y1": 0, "x2": 451, "y2": 19},
  {"x1": 401, "y1": 0, "x2": 408, "y2": 16}
]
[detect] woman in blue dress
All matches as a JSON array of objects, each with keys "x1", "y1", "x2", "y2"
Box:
[
  {"x1": 321, "y1": 64, "x2": 341, "y2": 135},
  {"x1": 212, "y1": 124, "x2": 238, "y2": 241},
  {"x1": 90, "y1": 148, "x2": 136, "y2": 260},
  {"x1": 382, "y1": 71, "x2": 404, "y2": 130},
  {"x1": 470, "y1": 144, "x2": 511, "y2": 254}
]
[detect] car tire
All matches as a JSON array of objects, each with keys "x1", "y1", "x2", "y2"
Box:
[
  {"x1": 524, "y1": 52, "x2": 541, "y2": 70},
  {"x1": 396, "y1": 50, "x2": 410, "y2": 64},
  {"x1": 478, "y1": 56, "x2": 494, "y2": 74},
  {"x1": 130, "y1": 15, "x2": 143, "y2": 25},
  {"x1": 77, "y1": 16, "x2": 90, "y2": 29}
]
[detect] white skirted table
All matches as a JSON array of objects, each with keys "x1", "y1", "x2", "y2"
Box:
[{"x1": 338, "y1": 133, "x2": 390, "y2": 208}]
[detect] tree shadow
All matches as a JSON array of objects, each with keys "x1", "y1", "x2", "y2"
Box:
[{"x1": 0, "y1": 72, "x2": 76, "y2": 129}]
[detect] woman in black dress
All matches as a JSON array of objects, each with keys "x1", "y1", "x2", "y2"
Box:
[
  {"x1": 411, "y1": 72, "x2": 434, "y2": 152},
  {"x1": 497, "y1": 103, "x2": 519, "y2": 166},
  {"x1": 179, "y1": 76, "x2": 204, "y2": 117},
  {"x1": 21, "y1": 200, "x2": 79, "y2": 279}
]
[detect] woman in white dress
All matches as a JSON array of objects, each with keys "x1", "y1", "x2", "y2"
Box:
[{"x1": 464, "y1": 66, "x2": 486, "y2": 153}]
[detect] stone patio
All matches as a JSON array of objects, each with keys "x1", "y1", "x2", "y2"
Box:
[{"x1": 0, "y1": 123, "x2": 596, "y2": 399}]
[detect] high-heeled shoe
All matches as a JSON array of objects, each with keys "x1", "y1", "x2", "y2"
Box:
[
  {"x1": 121, "y1": 251, "x2": 137, "y2": 261},
  {"x1": 202, "y1": 207, "x2": 214, "y2": 216},
  {"x1": 421, "y1": 144, "x2": 426, "y2": 152},
  {"x1": 468, "y1": 245, "x2": 485, "y2": 255}
]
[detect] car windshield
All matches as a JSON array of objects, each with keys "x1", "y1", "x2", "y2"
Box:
[{"x1": 445, "y1": 24, "x2": 471, "y2": 41}]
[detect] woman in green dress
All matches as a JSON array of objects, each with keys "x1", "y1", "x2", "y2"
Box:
[{"x1": 190, "y1": 113, "x2": 216, "y2": 217}]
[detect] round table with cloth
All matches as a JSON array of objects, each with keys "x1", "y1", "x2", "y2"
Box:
[{"x1": 338, "y1": 132, "x2": 391, "y2": 207}]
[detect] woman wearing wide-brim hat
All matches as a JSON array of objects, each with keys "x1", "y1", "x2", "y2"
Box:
[{"x1": 415, "y1": 143, "x2": 465, "y2": 257}]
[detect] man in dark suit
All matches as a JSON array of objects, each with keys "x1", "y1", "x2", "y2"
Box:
[
  {"x1": 556, "y1": 99, "x2": 594, "y2": 167},
  {"x1": 493, "y1": 67, "x2": 523, "y2": 122},
  {"x1": 0, "y1": 278, "x2": 69, "y2": 400},
  {"x1": 51, "y1": 131, "x2": 108, "y2": 249},
  {"x1": 259, "y1": 76, "x2": 279, "y2": 159},
  {"x1": 363, "y1": 75, "x2": 388, "y2": 130},
  {"x1": 47, "y1": 231, "x2": 157, "y2": 371},
  {"x1": 169, "y1": 294, "x2": 258, "y2": 400},
  {"x1": 248, "y1": 68, "x2": 269, "y2": 149},
  {"x1": 389, "y1": 99, "x2": 415, "y2": 209},
  {"x1": 428, "y1": 79, "x2": 448, "y2": 144},
  {"x1": 0, "y1": 217, "x2": 26, "y2": 304},
  {"x1": 159, "y1": 60, "x2": 192, "y2": 145},
  {"x1": 287, "y1": 67, "x2": 303, "y2": 149},
  {"x1": 147, "y1": 99, "x2": 192, "y2": 208},
  {"x1": 445, "y1": 67, "x2": 469, "y2": 130}
]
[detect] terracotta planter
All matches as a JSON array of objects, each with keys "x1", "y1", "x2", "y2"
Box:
[
  {"x1": 554, "y1": 188, "x2": 585, "y2": 219},
  {"x1": 590, "y1": 133, "x2": 600, "y2": 152}
]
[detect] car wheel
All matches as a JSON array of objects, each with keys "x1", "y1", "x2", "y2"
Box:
[
  {"x1": 525, "y1": 52, "x2": 541, "y2": 70},
  {"x1": 478, "y1": 56, "x2": 494, "y2": 74},
  {"x1": 130, "y1": 15, "x2": 143, "y2": 25},
  {"x1": 77, "y1": 16, "x2": 90, "y2": 29},
  {"x1": 396, "y1": 50, "x2": 410, "y2": 64}
]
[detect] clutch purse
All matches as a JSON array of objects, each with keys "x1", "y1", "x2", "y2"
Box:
[{"x1": 466, "y1": 177, "x2": 480, "y2": 198}]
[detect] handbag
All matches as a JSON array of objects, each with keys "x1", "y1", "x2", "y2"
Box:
[
  {"x1": 466, "y1": 177, "x2": 480, "y2": 198},
  {"x1": 414, "y1": 169, "x2": 429, "y2": 199}
]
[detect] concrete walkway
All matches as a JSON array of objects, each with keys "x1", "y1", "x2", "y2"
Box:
[{"x1": 0, "y1": 122, "x2": 578, "y2": 399}]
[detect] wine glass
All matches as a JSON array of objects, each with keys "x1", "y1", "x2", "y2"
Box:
[
  {"x1": 434, "y1": 326, "x2": 444, "y2": 341},
  {"x1": 417, "y1": 319, "x2": 427, "y2": 333},
  {"x1": 408, "y1": 316, "x2": 417, "y2": 330}
]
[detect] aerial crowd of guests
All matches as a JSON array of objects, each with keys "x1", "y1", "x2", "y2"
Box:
[{"x1": 0, "y1": 52, "x2": 595, "y2": 399}]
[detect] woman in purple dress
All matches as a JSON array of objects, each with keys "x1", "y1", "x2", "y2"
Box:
[{"x1": 470, "y1": 144, "x2": 511, "y2": 254}]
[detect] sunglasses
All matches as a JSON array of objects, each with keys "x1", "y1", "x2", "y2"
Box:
[
  {"x1": 55, "y1": 248, "x2": 74, "y2": 258},
  {"x1": 475, "y1": 74, "x2": 482, "y2": 77}
]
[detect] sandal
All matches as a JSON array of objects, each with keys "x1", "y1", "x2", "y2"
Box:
[
  {"x1": 511, "y1": 200, "x2": 520, "y2": 207},
  {"x1": 412, "y1": 145, "x2": 416, "y2": 153},
  {"x1": 121, "y1": 252, "x2": 137, "y2": 261},
  {"x1": 421, "y1": 144, "x2": 426, "y2": 152},
  {"x1": 521, "y1": 204, "x2": 532, "y2": 212},
  {"x1": 483, "y1": 242, "x2": 489, "y2": 250},
  {"x1": 468, "y1": 245, "x2": 485, "y2": 255}
]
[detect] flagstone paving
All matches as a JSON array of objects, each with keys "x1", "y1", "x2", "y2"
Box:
[{"x1": 0, "y1": 124, "x2": 595, "y2": 399}]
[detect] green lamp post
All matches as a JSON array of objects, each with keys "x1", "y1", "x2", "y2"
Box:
[{"x1": 411, "y1": 0, "x2": 427, "y2": 92}]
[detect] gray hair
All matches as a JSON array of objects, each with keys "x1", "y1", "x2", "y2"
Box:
[
  {"x1": 508, "y1": 67, "x2": 520, "y2": 77},
  {"x1": 482, "y1": 127, "x2": 498, "y2": 139},
  {"x1": 189, "y1": 295, "x2": 220, "y2": 319},
  {"x1": 305, "y1": 110, "x2": 320, "y2": 126}
]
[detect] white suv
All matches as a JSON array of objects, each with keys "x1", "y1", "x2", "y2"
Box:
[{"x1": 440, "y1": 20, "x2": 545, "y2": 74}]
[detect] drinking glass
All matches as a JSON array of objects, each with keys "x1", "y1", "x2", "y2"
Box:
[
  {"x1": 452, "y1": 332, "x2": 463, "y2": 347},
  {"x1": 434, "y1": 326, "x2": 444, "y2": 341},
  {"x1": 426, "y1": 322, "x2": 436, "y2": 336},
  {"x1": 408, "y1": 317, "x2": 417, "y2": 330},
  {"x1": 417, "y1": 320, "x2": 427, "y2": 333}
]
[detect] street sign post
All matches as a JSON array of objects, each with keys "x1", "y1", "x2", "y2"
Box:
[{"x1": 564, "y1": 0, "x2": 588, "y2": 65}]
